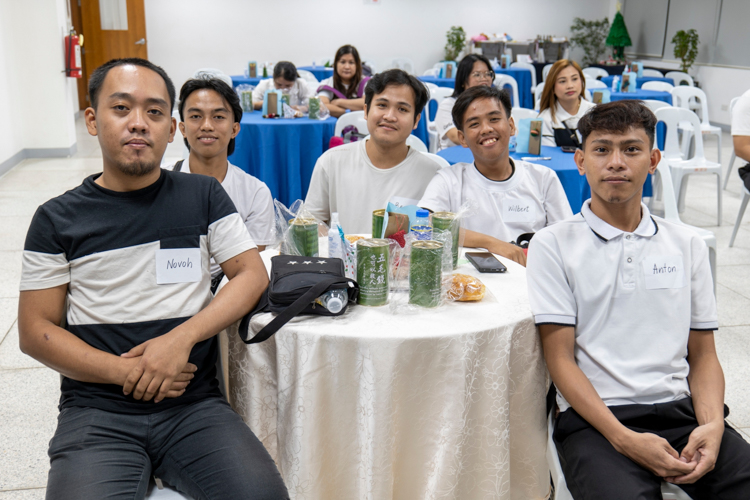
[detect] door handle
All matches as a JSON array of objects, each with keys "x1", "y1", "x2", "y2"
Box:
[{"x1": 135, "y1": 38, "x2": 146, "y2": 45}]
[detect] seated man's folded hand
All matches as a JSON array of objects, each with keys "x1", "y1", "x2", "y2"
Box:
[
  {"x1": 615, "y1": 430, "x2": 697, "y2": 479},
  {"x1": 666, "y1": 420, "x2": 724, "y2": 484}
]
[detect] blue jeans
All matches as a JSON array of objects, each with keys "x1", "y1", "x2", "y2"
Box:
[{"x1": 46, "y1": 397, "x2": 289, "y2": 500}]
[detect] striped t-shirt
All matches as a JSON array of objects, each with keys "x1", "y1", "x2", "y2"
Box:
[{"x1": 20, "y1": 169, "x2": 256, "y2": 414}]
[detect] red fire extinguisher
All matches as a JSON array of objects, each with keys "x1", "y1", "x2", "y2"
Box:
[{"x1": 65, "y1": 29, "x2": 83, "y2": 78}]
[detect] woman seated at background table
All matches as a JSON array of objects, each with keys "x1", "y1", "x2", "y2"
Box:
[
  {"x1": 537, "y1": 59, "x2": 595, "y2": 147},
  {"x1": 252, "y1": 61, "x2": 315, "y2": 110},
  {"x1": 433, "y1": 54, "x2": 494, "y2": 151},
  {"x1": 316, "y1": 45, "x2": 369, "y2": 118}
]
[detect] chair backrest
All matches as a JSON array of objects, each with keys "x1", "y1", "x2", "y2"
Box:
[
  {"x1": 423, "y1": 82, "x2": 439, "y2": 95},
  {"x1": 586, "y1": 78, "x2": 608, "y2": 89},
  {"x1": 296, "y1": 70, "x2": 319, "y2": 87},
  {"x1": 493, "y1": 74, "x2": 520, "y2": 108},
  {"x1": 671, "y1": 86, "x2": 710, "y2": 124},
  {"x1": 642, "y1": 69, "x2": 664, "y2": 77},
  {"x1": 511, "y1": 107, "x2": 540, "y2": 121},
  {"x1": 390, "y1": 57, "x2": 415, "y2": 74},
  {"x1": 510, "y1": 61, "x2": 537, "y2": 89},
  {"x1": 642, "y1": 81, "x2": 675, "y2": 92},
  {"x1": 421, "y1": 151, "x2": 450, "y2": 168},
  {"x1": 333, "y1": 111, "x2": 368, "y2": 137},
  {"x1": 534, "y1": 82, "x2": 546, "y2": 110},
  {"x1": 542, "y1": 63, "x2": 554, "y2": 81},
  {"x1": 422, "y1": 68, "x2": 439, "y2": 77},
  {"x1": 665, "y1": 71, "x2": 694, "y2": 87},
  {"x1": 428, "y1": 86, "x2": 454, "y2": 106},
  {"x1": 584, "y1": 89, "x2": 592, "y2": 101},
  {"x1": 582, "y1": 67, "x2": 608, "y2": 80},
  {"x1": 655, "y1": 106, "x2": 705, "y2": 161},
  {"x1": 406, "y1": 134, "x2": 428, "y2": 152},
  {"x1": 193, "y1": 68, "x2": 232, "y2": 88},
  {"x1": 655, "y1": 156, "x2": 682, "y2": 223},
  {"x1": 642, "y1": 99, "x2": 672, "y2": 114}
]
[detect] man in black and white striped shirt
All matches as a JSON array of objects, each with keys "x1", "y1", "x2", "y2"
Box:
[{"x1": 18, "y1": 58, "x2": 288, "y2": 499}]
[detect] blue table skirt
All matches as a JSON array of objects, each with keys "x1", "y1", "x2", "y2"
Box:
[
  {"x1": 231, "y1": 75, "x2": 267, "y2": 88},
  {"x1": 610, "y1": 89, "x2": 672, "y2": 104},
  {"x1": 437, "y1": 145, "x2": 653, "y2": 213},
  {"x1": 601, "y1": 76, "x2": 674, "y2": 89},
  {"x1": 419, "y1": 67, "x2": 533, "y2": 109},
  {"x1": 297, "y1": 66, "x2": 334, "y2": 81}
]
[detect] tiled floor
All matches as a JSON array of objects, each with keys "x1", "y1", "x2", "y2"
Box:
[{"x1": 1, "y1": 119, "x2": 749, "y2": 497}]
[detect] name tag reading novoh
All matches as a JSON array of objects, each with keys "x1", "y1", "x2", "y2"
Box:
[{"x1": 156, "y1": 248, "x2": 202, "y2": 284}]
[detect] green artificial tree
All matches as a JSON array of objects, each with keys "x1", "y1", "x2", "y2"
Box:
[
  {"x1": 606, "y1": 10, "x2": 632, "y2": 62},
  {"x1": 444, "y1": 26, "x2": 466, "y2": 62}
]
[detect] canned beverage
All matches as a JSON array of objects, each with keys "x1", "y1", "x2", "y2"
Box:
[
  {"x1": 240, "y1": 91, "x2": 253, "y2": 113},
  {"x1": 432, "y1": 212, "x2": 460, "y2": 269},
  {"x1": 308, "y1": 97, "x2": 321, "y2": 119},
  {"x1": 289, "y1": 218, "x2": 319, "y2": 257},
  {"x1": 357, "y1": 238, "x2": 390, "y2": 306},
  {"x1": 372, "y1": 209, "x2": 385, "y2": 238},
  {"x1": 409, "y1": 241, "x2": 443, "y2": 308}
]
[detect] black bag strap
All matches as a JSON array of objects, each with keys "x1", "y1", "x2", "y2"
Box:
[
  {"x1": 172, "y1": 160, "x2": 184, "y2": 172},
  {"x1": 239, "y1": 276, "x2": 345, "y2": 344}
]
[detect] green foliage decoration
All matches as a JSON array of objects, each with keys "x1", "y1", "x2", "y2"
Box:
[
  {"x1": 445, "y1": 26, "x2": 466, "y2": 62},
  {"x1": 672, "y1": 29, "x2": 699, "y2": 73},
  {"x1": 570, "y1": 17, "x2": 611, "y2": 67},
  {"x1": 606, "y1": 11, "x2": 632, "y2": 61}
]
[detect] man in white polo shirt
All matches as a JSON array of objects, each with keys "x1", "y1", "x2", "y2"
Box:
[
  {"x1": 419, "y1": 85, "x2": 572, "y2": 266},
  {"x1": 305, "y1": 69, "x2": 441, "y2": 233},
  {"x1": 527, "y1": 100, "x2": 750, "y2": 499},
  {"x1": 732, "y1": 88, "x2": 750, "y2": 189}
]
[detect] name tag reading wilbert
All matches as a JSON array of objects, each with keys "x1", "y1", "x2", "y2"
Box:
[
  {"x1": 502, "y1": 198, "x2": 536, "y2": 222},
  {"x1": 642, "y1": 255, "x2": 685, "y2": 290},
  {"x1": 156, "y1": 248, "x2": 201, "y2": 284}
]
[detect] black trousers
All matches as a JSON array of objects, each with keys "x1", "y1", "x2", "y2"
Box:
[{"x1": 553, "y1": 397, "x2": 750, "y2": 500}]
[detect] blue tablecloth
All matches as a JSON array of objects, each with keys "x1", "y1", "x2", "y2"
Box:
[
  {"x1": 297, "y1": 66, "x2": 334, "y2": 81},
  {"x1": 419, "y1": 68, "x2": 533, "y2": 109},
  {"x1": 610, "y1": 89, "x2": 673, "y2": 104},
  {"x1": 231, "y1": 75, "x2": 267, "y2": 88},
  {"x1": 228, "y1": 112, "x2": 336, "y2": 206},
  {"x1": 437, "y1": 146, "x2": 653, "y2": 213},
  {"x1": 601, "y1": 76, "x2": 674, "y2": 89}
]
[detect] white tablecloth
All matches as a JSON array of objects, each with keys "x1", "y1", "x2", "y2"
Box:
[{"x1": 227, "y1": 252, "x2": 549, "y2": 500}]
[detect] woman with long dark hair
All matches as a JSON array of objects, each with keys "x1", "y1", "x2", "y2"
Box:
[{"x1": 316, "y1": 45, "x2": 369, "y2": 118}]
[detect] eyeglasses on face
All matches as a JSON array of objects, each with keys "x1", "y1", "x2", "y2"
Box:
[{"x1": 470, "y1": 71, "x2": 495, "y2": 80}]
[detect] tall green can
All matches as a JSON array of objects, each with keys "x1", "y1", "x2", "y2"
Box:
[
  {"x1": 356, "y1": 238, "x2": 390, "y2": 306},
  {"x1": 308, "y1": 97, "x2": 321, "y2": 119},
  {"x1": 432, "y1": 211, "x2": 460, "y2": 269},
  {"x1": 409, "y1": 241, "x2": 443, "y2": 308},
  {"x1": 289, "y1": 218, "x2": 319, "y2": 257},
  {"x1": 372, "y1": 209, "x2": 385, "y2": 238}
]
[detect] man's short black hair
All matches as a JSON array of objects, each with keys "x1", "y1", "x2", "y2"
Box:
[
  {"x1": 451, "y1": 85, "x2": 512, "y2": 132},
  {"x1": 273, "y1": 61, "x2": 299, "y2": 82},
  {"x1": 578, "y1": 100, "x2": 656, "y2": 149},
  {"x1": 88, "y1": 58, "x2": 175, "y2": 112},
  {"x1": 178, "y1": 77, "x2": 243, "y2": 156},
  {"x1": 364, "y1": 69, "x2": 429, "y2": 124}
]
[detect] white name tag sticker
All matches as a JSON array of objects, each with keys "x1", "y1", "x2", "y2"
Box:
[
  {"x1": 389, "y1": 196, "x2": 419, "y2": 208},
  {"x1": 156, "y1": 248, "x2": 202, "y2": 284},
  {"x1": 642, "y1": 255, "x2": 685, "y2": 289},
  {"x1": 502, "y1": 198, "x2": 536, "y2": 222}
]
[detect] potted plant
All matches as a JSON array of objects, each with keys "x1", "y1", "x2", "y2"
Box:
[
  {"x1": 672, "y1": 29, "x2": 699, "y2": 74},
  {"x1": 445, "y1": 26, "x2": 466, "y2": 62},
  {"x1": 570, "y1": 17, "x2": 610, "y2": 67}
]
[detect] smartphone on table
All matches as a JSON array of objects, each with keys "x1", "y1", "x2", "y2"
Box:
[{"x1": 465, "y1": 252, "x2": 507, "y2": 273}]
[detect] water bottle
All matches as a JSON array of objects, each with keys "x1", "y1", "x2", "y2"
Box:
[
  {"x1": 509, "y1": 134, "x2": 517, "y2": 152},
  {"x1": 328, "y1": 212, "x2": 342, "y2": 260},
  {"x1": 612, "y1": 75, "x2": 620, "y2": 93},
  {"x1": 315, "y1": 289, "x2": 347, "y2": 313},
  {"x1": 411, "y1": 209, "x2": 433, "y2": 240}
]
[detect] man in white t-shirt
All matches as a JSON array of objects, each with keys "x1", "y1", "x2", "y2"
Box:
[
  {"x1": 305, "y1": 69, "x2": 441, "y2": 233},
  {"x1": 420, "y1": 85, "x2": 572, "y2": 266},
  {"x1": 527, "y1": 100, "x2": 750, "y2": 499},
  {"x1": 175, "y1": 77, "x2": 276, "y2": 288},
  {"x1": 731, "y1": 88, "x2": 750, "y2": 189}
]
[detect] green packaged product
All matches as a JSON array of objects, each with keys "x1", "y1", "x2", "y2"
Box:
[
  {"x1": 308, "y1": 97, "x2": 321, "y2": 119},
  {"x1": 372, "y1": 209, "x2": 385, "y2": 238},
  {"x1": 356, "y1": 238, "x2": 390, "y2": 306},
  {"x1": 409, "y1": 241, "x2": 443, "y2": 308},
  {"x1": 432, "y1": 211, "x2": 460, "y2": 269},
  {"x1": 289, "y1": 218, "x2": 319, "y2": 257}
]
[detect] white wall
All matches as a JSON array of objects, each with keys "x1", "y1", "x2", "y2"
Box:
[
  {"x1": 145, "y1": 0, "x2": 613, "y2": 94},
  {"x1": 0, "y1": 0, "x2": 77, "y2": 169}
]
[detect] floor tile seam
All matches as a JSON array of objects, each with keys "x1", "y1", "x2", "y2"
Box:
[
  {"x1": 0, "y1": 487, "x2": 46, "y2": 493},
  {"x1": 0, "y1": 365, "x2": 51, "y2": 373},
  {"x1": 0, "y1": 319, "x2": 17, "y2": 346},
  {"x1": 717, "y1": 282, "x2": 750, "y2": 302}
]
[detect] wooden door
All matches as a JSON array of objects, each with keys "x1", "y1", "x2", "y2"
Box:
[{"x1": 78, "y1": 0, "x2": 148, "y2": 108}]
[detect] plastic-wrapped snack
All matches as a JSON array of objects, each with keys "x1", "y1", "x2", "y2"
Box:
[
  {"x1": 235, "y1": 84, "x2": 255, "y2": 113},
  {"x1": 337, "y1": 226, "x2": 357, "y2": 280},
  {"x1": 273, "y1": 199, "x2": 327, "y2": 257},
  {"x1": 282, "y1": 103, "x2": 303, "y2": 119},
  {"x1": 345, "y1": 235, "x2": 365, "y2": 244},
  {"x1": 445, "y1": 273, "x2": 486, "y2": 302}
]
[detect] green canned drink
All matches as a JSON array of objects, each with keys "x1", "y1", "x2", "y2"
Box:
[
  {"x1": 409, "y1": 241, "x2": 443, "y2": 308},
  {"x1": 372, "y1": 209, "x2": 385, "y2": 238},
  {"x1": 308, "y1": 97, "x2": 321, "y2": 119},
  {"x1": 240, "y1": 90, "x2": 253, "y2": 113},
  {"x1": 432, "y1": 212, "x2": 460, "y2": 269},
  {"x1": 289, "y1": 218, "x2": 319, "y2": 257},
  {"x1": 356, "y1": 238, "x2": 390, "y2": 306}
]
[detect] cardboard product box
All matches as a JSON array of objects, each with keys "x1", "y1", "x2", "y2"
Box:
[
  {"x1": 529, "y1": 120, "x2": 542, "y2": 155},
  {"x1": 248, "y1": 61, "x2": 257, "y2": 78}
]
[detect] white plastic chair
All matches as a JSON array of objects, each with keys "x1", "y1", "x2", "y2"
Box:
[
  {"x1": 511, "y1": 107, "x2": 540, "y2": 121},
  {"x1": 406, "y1": 134, "x2": 428, "y2": 152},
  {"x1": 146, "y1": 478, "x2": 193, "y2": 499},
  {"x1": 193, "y1": 68, "x2": 232, "y2": 88},
  {"x1": 582, "y1": 67, "x2": 608, "y2": 80},
  {"x1": 390, "y1": 57, "x2": 415, "y2": 75},
  {"x1": 642, "y1": 81, "x2": 675, "y2": 93},
  {"x1": 426, "y1": 87, "x2": 454, "y2": 153},
  {"x1": 665, "y1": 71, "x2": 694, "y2": 87},
  {"x1": 296, "y1": 69, "x2": 319, "y2": 87},
  {"x1": 534, "y1": 82, "x2": 546, "y2": 110},
  {"x1": 333, "y1": 110, "x2": 368, "y2": 137},
  {"x1": 655, "y1": 107, "x2": 723, "y2": 226},
  {"x1": 642, "y1": 100, "x2": 672, "y2": 114},
  {"x1": 671, "y1": 86, "x2": 722, "y2": 165},
  {"x1": 729, "y1": 185, "x2": 750, "y2": 247},
  {"x1": 421, "y1": 151, "x2": 450, "y2": 168},
  {"x1": 422, "y1": 67, "x2": 439, "y2": 77},
  {"x1": 642, "y1": 68, "x2": 664, "y2": 77},
  {"x1": 583, "y1": 89, "x2": 592, "y2": 101},
  {"x1": 493, "y1": 74, "x2": 520, "y2": 108},
  {"x1": 724, "y1": 97, "x2": 742, "y2": 189},
  {"x1": 423, "y1": 81, "x2": 439, "y2": 94},
  {"x1": 586, "y1": 78, "x2": 608, "y2": 89},
  {"x1": 542, "y1": 63, "x2": 554, "y2": 82},
  {"x1": 510, "y1": 61, "x2": 537, "y2": 98}
]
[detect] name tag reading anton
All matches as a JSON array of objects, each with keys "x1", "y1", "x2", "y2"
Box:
[
  {"x1": 642, "y1": 255, "x2": 684, "y2": 289},
  {"x1": 156, "y1": 248, "x2": 201, "y2": 284},
  {"x1": 502, "y1": 198, "x2": 536, "y2": 222}
]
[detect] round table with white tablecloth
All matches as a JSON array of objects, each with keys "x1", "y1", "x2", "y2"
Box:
[{"x1": 226, "y1": 248, "x2": 549, "y2": 500}]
